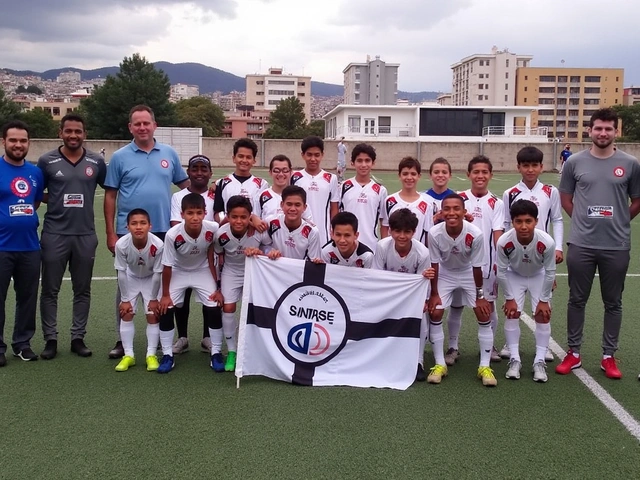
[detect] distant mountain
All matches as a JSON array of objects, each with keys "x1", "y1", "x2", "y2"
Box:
[{"x1": 398, "y1": 91, "x2": 442, "y2": 102}]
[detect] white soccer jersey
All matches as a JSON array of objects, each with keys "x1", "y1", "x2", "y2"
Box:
[
  {"x1": 214, "y1": 174, "x2": 269, "y2": 214},
  {"x1": 496, "y1": 229, "x2": 556, "y2": 303},
  {"x1": 428, "y1": 221, "x2": 484, "y2": 271},
  {"x1": 373, "y1": 237, "x2": 431, "y2": 274},
  {"x1": 256, "y1": 187, "x2": 313, "y2": 223},
  {"x1": 459, "y1": 189, "x2": 504, "y2": 277},
  {"x1": 340, "y1": 178, "x2": 387, "y2": 252},
  {"x1": 502, "y1": 180, "x2": 563, "y2": 251},
  {"x1": 162, "y1": 220, "x2": 219, "y2": 271},
  {"x1": 214, "y1": 223, "x2": 271, "y2": 275},
  {"x1": 114, "y1": 233, "x2": 164, "y2": 278},
  {"x1": 170, "y1": 188, "x2": 215, "y2": 223},
  {"x1": 291, "y1": 169, "x2": 340, "y2": 243},
  {"x1": 382, "y1": 192, "x2": 434, "y2": 242},
  {"x1": 267, "y1": 215, "x2": 322, "y2": 260},
  {"x1": 321, "y1": 241, "x2": 374, "y2": 268}
]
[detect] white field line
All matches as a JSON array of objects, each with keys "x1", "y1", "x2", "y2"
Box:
[{"x1": 521, "y1": 313, "x2": 640, "y2": 442}]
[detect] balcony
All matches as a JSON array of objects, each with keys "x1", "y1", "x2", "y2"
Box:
[
  {"x1": 482, "y1": 126, "x2": 549, "y2": 137},
  {"x1": 338, "y1": 125, "x2": 415, "y2": 137}
]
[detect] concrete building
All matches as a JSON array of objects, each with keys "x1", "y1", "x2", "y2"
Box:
[
  {"x1": 323, "y1": 104, "x2": 547, "y2": 143},
  {"x1": 515, "y1": 67, "x2": 624, "y2": 140},
  {"x1": 21, "y1": 98, "x2": 81, "y2": 120},
  {"x1": 222, "y1": 106, "x2": 270, "y2": 140},
  {"x1": 436, "y1": 93, "x2": 453, "y2": 106},
  {"x1": 623, "y1": 87, "x2": 640, "y2": 106},
  {"x1": 451, "y1": 47, "x2": 533, "y2": 106},
  {"x1": 343, "y1": 56, "x2": 399, "y2": 106},
  {"x1": 56, "y1": 71, "x2": 81, "y2": 83},
  {"x1": 245, "y1": 68, "x2": 311, "y2": 121},
  {"x1": 170, "y1": 83, "x2": 200, "y2": 102}
]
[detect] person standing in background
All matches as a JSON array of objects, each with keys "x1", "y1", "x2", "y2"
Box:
[{"x1": 337, "y1": 137, "x2": 347, "y2": 183}]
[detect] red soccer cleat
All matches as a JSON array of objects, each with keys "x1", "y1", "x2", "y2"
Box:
[
  {"x1": 555, "y1": 350, "x2": 582, "y2": 375},
  {"x1": 601, "y1": 357, "x2": 622, "y2": 379}
]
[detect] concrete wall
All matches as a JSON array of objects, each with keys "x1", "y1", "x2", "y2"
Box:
[{"x1": 25, "y1": 138, "x2": 640, "y2": 172}]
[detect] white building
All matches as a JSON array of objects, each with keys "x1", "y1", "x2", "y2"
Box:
[
  {"x1": 245, "y1": 68, "x2": 312, "y2": 121},
  {"x1": 451, "y1": 46, "x2": 533, "y2": 106},
  {"x1": 343, "y1": 56, "x2": 399, "y2": 105},
  {"x1": 323, "y1": 104, "x2": 547, "y2": 143},
  {"x1": 170, "y1": 83, "x2": 200, "y2": 102},
  {"x1": 56, "y1": 71, "x2": 81, "y2": 83}
]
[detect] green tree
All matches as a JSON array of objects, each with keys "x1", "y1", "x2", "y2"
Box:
[
  {"x1": 307, "y1": 119, "x2": 325, "y2": 138},
  {"x1": 0, "y1": 87, "x2": 21, "y2": 126},
  {"x1": 612, "y1": 104, "x2": 640, "y2": 142},
  {"x1": 18, "y1": 108, "x2": 58, "y2": 138},
  {"x1": 81, "y1": 53, "x2": 176, "y2": 139},
  {"x1": 174, "y1": 97, "x2": 225, "y2": 137},
  {"x1": 16, "y1": 85, "x2": 43, "y2": 95},
  {"x1": 264, "y1": 97, "x2": 308, "y2": 139}
]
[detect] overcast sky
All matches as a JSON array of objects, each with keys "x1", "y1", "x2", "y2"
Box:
[{"x1": 1, "y1": 0, "x2": 637, "y2": 92}]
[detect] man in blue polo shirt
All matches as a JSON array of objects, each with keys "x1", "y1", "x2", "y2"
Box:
[
  {"x1": 104, "y1": 105, "x2": 189, "y2": 358},
  {"x1": 0, "y1": 120, "x2": 45, "y2": 366}
]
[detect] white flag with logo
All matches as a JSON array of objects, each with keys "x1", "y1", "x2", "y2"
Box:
[{"x1": 236, "y1": 256, "x2": 428, "y2": 390}]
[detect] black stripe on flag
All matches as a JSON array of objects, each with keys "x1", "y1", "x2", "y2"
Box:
[
  {"x1": 247, "y1": 305, "x2": 275, "y2": 328},
  {"x1": 302, "y1": 261, "x2": 326, "y2": 286},
  {"x1": 347, "y1": 317, "x2": 421, "y2": 341}
]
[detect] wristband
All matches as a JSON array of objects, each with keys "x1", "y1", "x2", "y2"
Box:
[
  {"x1": 476, "y1": 287, "x2": 484, "y2": 300},
  {"x1": 217, "y1": 280, "x2": 221, "y2": 289}
]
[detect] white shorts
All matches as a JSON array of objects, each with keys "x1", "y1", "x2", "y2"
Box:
[
  {"x1": 221, "y1": 270, "x2": 244, "y2": 305},
  {"x1": 169, "y1": 268, "x2": 217, "y2": 307},
  {"x1": 122, "y1": 274, "x2": 158, "y2": 314},
  {"x1": 437, "y1": 267, "x2": 476, "y2": 309},
  {"x1": 451, "y1": 265, "x2": 497, "y2": 306},
  {"x1": 506, "y1": 269, "x2": 546, "y2": 314}
]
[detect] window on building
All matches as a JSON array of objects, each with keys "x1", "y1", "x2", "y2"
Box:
[
  {"x1": 268, "y1": 90, "x2": 295, "y2": 95},
  {"x1": 298, "y1": 92, "x2": 305, "y2": 97},
  {"x1": 505, "y1": 83, "x2": 509, "y2": 90},
  {"x1": 479, "y1": 84, "x2": 484, "y2": 89},
  {"x1": 348, "y1": 116, "x2": 361, "y2": 133},
  {"x1": 479, "y1": 60, "x2": 484, "y2": 66},
  {"x1": 66, "y1": 108, "x2": 73, "y2": 114},
  {"x1": 485, "y1": 84, "x2": 489, "y2": 89},
  {"x1": 298, "y1": 82, "x2": 306, "y2": 86},
  {"x1": 486, "y1": 60, "x2": 490, "y2": 66},
  {"x1": 582, "y1": 131, "x2": 590, "y2": 139},
  {"x1": 538, "y1": 98, "x2": 555, "y2": 104},
  {"x1": 524, "y1": 75, "x2": 528, "y2": 80},
  {"x1": 569, "y1": 99, "x2": 580, "y2": 105},
  {"x1": 570, "y1": 76, "x2": 581, "y2": 83},
  {"x1": 539, "y1": 87, "x2": 556, "y2": 93},
  {"x1": 583, "y1": 109, "x2": 597, "y2": 116},
  {"x1": 486, "y1": 74, "x2": 489, "y2": 78},
  {"x1": 584, "y1": 87, "x2": 600, "y2": 94},
  {"x1": 557, "y1": 98, "x2": 567, "y2": 105},
  {"x1": 584, "y1": 99, "x2": 600, "y2": 105},
  {"x1": 538, "y1": 110, "x2": 555, "y2": 116},
  {"x1": 484, "y1": 95, "x2": 488, "y2": 100},
  {"x1": 505, "y1": 95, "x2": 508, "y2": 101},
  {"x1": 256, "y1": 80, "x2": 264, "y2": 85},
  {"x1": 268, "y1": 100, "x2": 281, "y2": 105},
  {"x1": 479, "y1": 74, "x2": 484, "y2": 79},
  {"x1": 615, "y1": 87, "x2": 619, "y2": 92},
  {"x1": 584, "y1": 76, "x2": 601, "y2": 82},
  {"x1": 506, "y1": 59, "x2": 510, "y2": 67},
  {"x1": 570, "y1": 87, "x2": 581, "y2": 94},
  {"x1": 505, "y1": 72, "x2": 509, "y2": 79},
  {"x1": 268, "y1": 80, "x2": 295, "y2": 85},
  {"x1": 568, "y1": 121, "x2": 579, "y2": 128},
  {"x1": 378, "y1": 116, "x2": 391, "y2": 134},
  {"x1": 256, "y1": 91, "x2": 264, "y2": 95},
  {"x1": 538, "y1": 120, "x2": 554, "y2": 127},
  {"x1": 256, "y1": 102, "x2": 264, "y2": 106},
  {"x1": 53, "y1": 107, "x2": 60, "y2": 116},
  {"x1": 524, "y1": 98, "x2": 527, "y2": 103},
  {"x1": 558, "y1": 76, "x2": 568, "y2": 82},
  {"x1": 557, "y1": 87, "x2": 567, "y2": 94},
  {"x1": 582, "y1": 120, "x2": 590, "y2": 127},
  {"x1": 568, "y1": 132, "x2": 578, "y2": 138},
  {"x1": 540, "y1": 75, "x2": 556, "y2": 82},
  {"x1": 524, "y1": 86, "x2": 528, "y2": 92},
  {"x1": 569, "y1": 109, "x2": 579, "y2": 116}
]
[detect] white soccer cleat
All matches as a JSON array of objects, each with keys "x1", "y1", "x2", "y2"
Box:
[
  {"x1": 533, "y1": 361, "x2": 548, "y2": 383},
  {"x1": 499, "y1": 344, "x2": 511, "y2": 360},
  {"x1": 544, "y1": 348, "x2": 554, "y2": 362},
  {"x1": 505, "y1": 359, "x2": 521, "y2": 379},
  {"x1": 172, "y1": 337, "x2": 189, "y2": 354}
]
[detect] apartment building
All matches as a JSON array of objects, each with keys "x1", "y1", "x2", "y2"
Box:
[
  {"x1": 516, "y1": 67, "x2": 624, "y2": 140},
  {"x1": 343, "y1": 56, "x2": 399, "y2": 105},
  {"x1": 451, "y1": 47, "x2": 533, "y2": 106},
  {"x1": 170, "y1": 83, "x2": 200, "y2": 102},
  {"x1": 623, "y1": 87, "x2": 640, "y2": 106},
  {"x1": 221, "y1": 106, "x2": 270, "y2": 140},
  {"x1": 245, "y1": 68, "x2": 311, "y2": 121}
]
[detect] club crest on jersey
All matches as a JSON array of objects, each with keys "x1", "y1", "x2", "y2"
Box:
[
  {"x1": 614, "y1": 166, "x2": 625, "y2": 177},
  {"x1": 465, "y1": 233, "x2": 474, "y2": 249},
  {"x1": 291, "y1": 172, "x2": 303, "y2": 184},
  {"x1": 323, "y1": 172, "x2": 332, "y2": 183},
  {"x1": 355, "y1": 259, "x2": 364, "y2": 268},
  {"x1": 542, "y1": 185, "x2": 552, "y2": 198},
  {"x1": 386, "y1": 196, "x2": 398, "y2": 213},
  {"x1": 253, "y1": 177, "x2": 263, "y2": 188},
  {"x1": 174, "y1": 235, "x2": 186, "y2": 250},
  {"x1": 301, "y1": 225, "x2": 311, "y2": 239},
  {"x1": 342, "y1": 180, "x2": 354, "y2": 196},
  {"x1": 328, "y1": 252, "x2": 340, "y2": 264},
  {"x1": 508, "y1": 188, "x2": 521, "y2": 207},
  {"x1": 269, "y1": 219, "x2": 281, "y2": 237},
  {"x1": 503, "y1": 241, "x2": 515, "y2": 257},
  {"x1": 218, "y1": 232, "x2": 230, "y2": 246},
  {"x1": 150, "y1": 245, "x2": 158, "y2": 257},
  {"x1": 488, "y1": 196, "x2": 497, "y2": 209},
  {"x1": 260, "y1": 190, "x2": 272, "y2": 207},
  {"x1": 160, "y1": 159, "x2": 169, "y2": 169},
  {"x1": 85, "y1": 166, "x2": 94, "y2": 177},
  {"x1": 205, "y1": 231, "x2": 214, "y2": 242},
  {"x1": 10, "y1": 177, "x2": 31, "y2": 198},
  {"x1": 536, "y1": 241, "x2": 546, "y2": 255},
  {"x1": 372, "y1": 183, "x2": 381, "y2": 194},
  {"x1": 417, "y1": 201, "x2": 427, "y2": 215}
]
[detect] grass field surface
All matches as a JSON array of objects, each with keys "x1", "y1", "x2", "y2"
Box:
[{"x1": 2, "y1": 167, "x2": 640, "y2": 478}]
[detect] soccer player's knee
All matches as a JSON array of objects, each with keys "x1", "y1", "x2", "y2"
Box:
[
  {"x1": 122, "y1": 313, "x2": 134, "y2": 322},
  {"x1": 534, "y1": 312, "x2": 550, "y2": 324},
  {"x1": 146, "y1": 314, "x2": 158, "y2": 325},
  {"x1": 223, "y1": 303, "x2": 236, "y2": 314},
  {"x1": 430, "y1": 311, "x2": 443, "y2": 323},
  {"x1": 204, "y1": 306, "x2": 222, "y2": 329}
]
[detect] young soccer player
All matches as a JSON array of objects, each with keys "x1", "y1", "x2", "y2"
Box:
[
  {"x1": 157, "y1": 193, "x2": 222, "y2": 373},
  {"x1": 423, "y1": 157, "x2": 456, "y2": 221},
  {"x1": 321, "y1": 211, "x2": 374, "y2": 268},
  {"x1": 113, "y1": 209, "x2": 164, "y2": 372},
  {"x1": 497, "y1": 200, "x2": 556, "y2": 383},
  {"x1": 339, "y1": 143, "x2": 387, "y2": 252},
  {"x1": 381, "y1": 157, "x2": 433, "y2": 243},
  {"x1": 500, "y1": 146, "x2": 563, "y2": 361},
  {"x1": 445, "y1": 156, "x2": 504, "y2": 366},
  {"x1": 427, "y1": 194, "x2": 496, "y2": 387},
  {"x1": 214, "y1": 195, "x2": 271, "y2": 372},
  {"x1": 291, "y1": 136, "x2": 340, "y2": 244},
  {"x1": 266, "y1": 185, "x2": 322, "y2": 261},
  {"x1": 373, "y1": 208, "x2": 433, "y2": 382},
  {"x1": 169, "y1": 154, "x2": 215, "y2": 355}
]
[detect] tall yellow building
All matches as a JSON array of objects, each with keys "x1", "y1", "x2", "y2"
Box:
[{"x1": 515, "y1": 67, "x2": 623, "y2": 140}]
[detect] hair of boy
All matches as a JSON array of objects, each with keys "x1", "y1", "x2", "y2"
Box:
[
  {"x1": 226, "y1": 195, "x2": 253, "y2": 214},
  {"x1": 187, "y1": 154, "x2": 212, "y2": 171},
  {"x1": 398, "y1": 156, "x2": 421, "y2": 175},
  {"x1": 60, "y1": 114, "x2": 85, "y2": 131},
  {"x1": 233, "y1": 137, "x2": 258, "y2": 157},
  {"x1": 510, "y1": 199, "x2": 538, "y2": 221},
  {"x1": 281, "y1": 185, "x2": 307, "y2": 204},
  {"x1": 126, "y1": 208, "x2": 151, "y2": 224},
  {"x1": 429, "y1": 157, "x2": 452, "y2": 174},
  {"x1": 181, "y1": 192, "x2": 206, "y2": 211},
  {"x1": 128, "y1": 105, "x2": 155, "y2": 122},
  {"x1": 589, "y1": 107, "x2": 618, "y2": 129},
  {"x1": 442, "y1": 192, "x2": 465, "y2": 208},
  {"x1": 2, "y1": 119, "x2": 30, "y2": 139},
  {"x1": 467, "y1": 154, "x2": 493, "y2": 173},
  {"x1": 331, "y1": 211, "x2": 359, "y2": 232},
  {"x1": 301, "y1": 135, "x2": 324, "y2": 154},
  {"x1": 388, "y1": 208, "x2": 418, "y2": 232},
  {"x1": 350, "y1": 143, "x2": 376, "y2": 163},
  {"x1": 269, "y1": 154, "x2": 291, "y2": 170},
  {"x1": 516, "y1": 146, "x2": 544, "y2": 164}
]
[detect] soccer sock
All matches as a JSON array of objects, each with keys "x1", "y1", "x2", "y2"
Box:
[
  {"x1": 418, "y1": 315, "x2": 427, "y2": 367},
  {"x1": 202, "y1": 305, "x2": 209, "y2": 339},
  {"x1": 429, "y1": 322, "x2": 446, "y2": 366},
  {"x1": 159, "y1": 309, "x2": 175, "y2": 356},
  {"x1": 205, "y1": 306, "x2": 223, "y2": 355},
  {"x1": 146, "y1": 323, "x2": 160, "y2": 357},
  {"x1": 174, "y1": 304, "x2": 190, "y2": 338},
  {"x1": 447, "y1": 306, "x2": 463, "y2": 350},
  {"x1": 534, "y1": 322, "x2": 551, "y2": 364},
  {"x1": 120, "y1": 319, "x2": 135, "y2": 357},
  {"x1": 222, "y1": 312, "x2": 237, "y2": 352},
  {"x1": 504, "y1": 318, "x2": 521, "y2": 362},
  {"x1": 477, "y1": 322, "x2": 494, "y2": 367},
  {"x1": 489, "y1": 308, "x2": 499, "y2": 335}
]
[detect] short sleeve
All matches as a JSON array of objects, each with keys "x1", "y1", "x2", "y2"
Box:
[
  {"x1": 170, "y1": 193, "x2": 182, "y2": 223},
  {"x1": 114, "y1": 241, "x2": 128, "y2": 271},
  {"x1": 558, "y1": 159, "x2": 576, "y2": 194},
  {"x1": 427, "y1": 231, "x2": 442, "y2": 264},
  {"x1": 171, "y1": 150, "x2": 187, "y2": 185},
  {"x1": 161, "y1": 233, "x2": 177, "y2": 267},
  {"x1": 628, "y1": 159, "x2": 640, "y2": 199},
  {"x1": 104, "y1": 152, "x2": 122, "y2": 189}
]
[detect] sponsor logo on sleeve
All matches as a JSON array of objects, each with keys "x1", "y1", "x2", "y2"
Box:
[
  {"x1": 260, "y1": 190, "x2": 272, "y2": 207},
  {"x1": 269, "y1": 219, "x2": 281, "y2": 237},
  {"x1": 218, "y1": 232, "x2": 230, "y2": 246},
  {"x1": 385, "y1": 196, "x2": 397, "y2": 214},
  {"x1": 301, "y1": 225, "x2": 311, "y2": 239},
  {"x1": 253, "y1": 177, "x2": 264, "y2": 188},
  {"x1": 508, "y1": 188, "x2": 521, "y2": 208},
  {"x1": 205, "y1": 230, "x2": 214, "y2": 242},
  {"x1": 150, "y1": 245, "x2": 158, "y2": 257},
  {"x1": 371, "y1": 183, "x2": 381, "y2": 195},
  {"x1": 355, "y1": 259, "x2": 364, "y2": 268},
  {"x1": 458, "y1": 191, "x2": 468, "y2": 201},
  {"x1": 465, "y1": 233, "x2": 474, "y2": 249},
  {"x1": 291, "y1": 172, "x2": 304, "y2": 184},
  {"x1": 536, "y1": 241, "x2": 546, "y2": 255},
  {"x1": 322, "y1": 172, "x2": 332, "y2": 183},
  {"x1": 487, "y1": 196, "x2": 496, "y2": 209},
  {"x1": 542, "y1": 185, "x2": 552, "y2": 198},
  {"x1": 328, "y1": 252, "x2": 340, "y2": 264},
  {"x1": 417, "y1": 201, "x2": 427, "y2": 215},
  {"x1": 503, "y1": 241, "x2": 515, "y2": 257},
  {"x1": 341, "y1": 180, "x2": 353, "y2": 196}
]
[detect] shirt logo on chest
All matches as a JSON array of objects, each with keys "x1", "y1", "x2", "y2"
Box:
[
  {"x1": 10, "y1": 177, "x2": 31, "y2": 198},
  {"x1": 160, "y1": 159, "x2": 169, "y2": 169},
  {"x1": 614, "y1": 167, "x2": 625, "y2": 177},
  {"x1": 85, "y1": 166, "x2": 94, "y2": 177}
]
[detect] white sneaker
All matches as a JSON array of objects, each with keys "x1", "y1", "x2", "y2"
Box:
[
  {"x1": 490, "y1": 346, "x2": 502, "y2": 363},
  {"x1": 499, "y1": 344, "x2": 511, "y2": 360},
  {"x1": 544, "y1": 348, "x2": 554, "y2": 362},
  {"x1": 201, "y1": 337, "x2": 212, "y2": 353},
  {"x1": 172, "y1": 337, "x2": 189, "y2": 354},
  {"x1": 505, "y1": 359, "x2": 521, "y2": 379},
  {"x1": 533, "y1": 361, "x2": 548, "y2": 383}
]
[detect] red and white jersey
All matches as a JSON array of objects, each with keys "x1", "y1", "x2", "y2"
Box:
[
  {"x1": 214, "y1": 174, "x2": 269, "y2": 214},
  {"x1": 381, "y1": 191, "x2": 434, "y2": 242},
  {"x1": 114, "y1": 233, "x2": 164, "y2": 278},
  {"x1": 459, "y1": 189, "x2": 504, "y2": 276},
  {"x1": 214, "y1": 223, "x2": 271, "y2": 275},
  {"x1": 162, "y1": 220, "x2": 218, "y2": 271},
  {"x1": 496, "y1": 229, "x2": 556, "y2": 301},
  {"x1": 339, "y1": 178, "x2": 387, "y2": 252},
  {"x1": 291, "y1": 169, "x2": 340, "y2": 243},
  {"x1": 502, "y1": 180, "x2": 563, "y2": 251},
  {"x1": 428, "y1": 221, "x2": 484, "y2": 271},
  {"x1": 373, "y1": 237, "x2": 431, "y2": 274},
  {"x1": 321, "y1": 241, "x2": 374, "y2": 268},
  {"x1": 267, "y1": 215, "x2": 322, "y2": 260},
  {"x1": 170, "y1": 188, "x2": 215, "y2": 223},
  {"x1": 256, "y1": 187, "x2": 313, "y2": 223}
]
